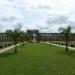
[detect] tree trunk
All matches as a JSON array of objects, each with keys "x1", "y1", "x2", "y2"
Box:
[
  {"x1": 15, "y1": 44, "x2": 17, "y2": 53},
  {"x1": 50, "y1": 40, "x2": 51, "y2": 45},
  {"x1": 65, "y1": 34, "x2": 69, "y2": 52},
  {"x1": 14, "y1": 41, "x2": 17, "y2": 53},
  {"x1": 23, "y1": 42, "x2": 25, "y2": 47},
  {"x1": 65, "y1": 40, "x2": 68, "y2": 52}
]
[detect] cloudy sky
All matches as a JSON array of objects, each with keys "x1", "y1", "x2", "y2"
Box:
[{"x1": 0, "y1": 0, "x2": 75, "y2": 33}]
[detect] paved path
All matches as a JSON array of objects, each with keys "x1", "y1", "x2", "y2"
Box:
[
  {"x1": 44, "y1": 42, "x2": 75, "y2": 50},
  {"x1": 0, "y1": 44, "x2": 20, "y2": 53}
]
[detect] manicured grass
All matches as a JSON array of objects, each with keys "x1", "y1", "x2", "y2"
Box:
[{"x1": 0, "y1": 43, "x2": 75, "y2": 75}]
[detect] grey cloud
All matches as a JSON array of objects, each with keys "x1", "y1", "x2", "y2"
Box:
[
  {"x1": 47, "y1": 15, "x2": 69, "y2": 24},
  {"x1": 46, "y1": 15, "x2": 75, "y2": 32},
  {"x1": 1, "y1": 17, "x2": 15, "y2": 22},
  {"x1": 37, "y1": 4, "x2": 50, "y2": 9},
  {"x1": 31, "y1": 4, "x2": 50, "y2": 10}
]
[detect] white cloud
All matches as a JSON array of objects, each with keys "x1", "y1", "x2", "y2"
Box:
[{"x1": 0, "y1": 0, "x2": 75, "y2": 32}]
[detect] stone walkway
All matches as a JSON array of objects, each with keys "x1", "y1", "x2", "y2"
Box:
[
  {"x1": 44, "y1": 42, "x2": 75, "y2": 50},
  {"x1": 0, "y1": 44, "x2": 20, "y2": 53}
]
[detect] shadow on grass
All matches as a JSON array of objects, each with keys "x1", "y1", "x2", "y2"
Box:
[
  {"x1": 0, "y1": 45, "x2": 25, "y2": 58},
  {"x1": 59, "y1": 49, "x2": 75, "y2": 57},
  {"x1": 0, "y1": 49, "x2": 20, "y2": 57},
  {"x1": 68, "y1": 50, "x2": 75, "y2": 57}
]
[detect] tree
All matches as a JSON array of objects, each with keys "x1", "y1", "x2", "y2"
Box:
[
  {"x1": 5, "y1": 24, "x2": 22, "y2": 53},
  {"x1": 59, "y1": 26, "x2": 71, "y2": 52},
  {"x1": 12, "y1": 27, "x2": 21, "y2": 53},
  {"x1": 24, "y1": 33, "x2": 31, "y2": 42},
  {"x1": 18, "y1": 31, "x2": 26, "y2": 47}
]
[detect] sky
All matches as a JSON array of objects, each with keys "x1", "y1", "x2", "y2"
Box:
[{"x1": 0, "y1": 0, "x2": 75, "y2": 33}]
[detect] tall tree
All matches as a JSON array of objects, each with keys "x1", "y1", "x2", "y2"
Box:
[
  {"x1": 18, "y1": 31, "x2": 26, "y2": 46},
  {"x1": 59, "y1": 26, "x2": 71, "y2": 52},
  {"x1": 5, "y1": 24, "x2": 22, "y2": 53},
  {"x1": 24, "y1": 33, "x2": 31, "y2": 42},
  {"x1": 12, "y1": 26, "x2": 22, "y2": 53}
]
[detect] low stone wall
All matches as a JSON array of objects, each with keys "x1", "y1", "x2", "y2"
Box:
[
  {"x1": 51, "y1": 41, "x2": 75, "y2": 47},
  {"x1": 0, "y1": 42, "x2": 13, "y2": 48}
]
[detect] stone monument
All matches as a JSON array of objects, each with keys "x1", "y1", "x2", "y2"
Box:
[{"x1": 32, "y1": 33, "x2": 37, "y2": 42}]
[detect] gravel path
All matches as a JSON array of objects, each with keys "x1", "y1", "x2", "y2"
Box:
[
  {"x1": 0, "y1": 44, "x2": 20, "y2": 53},
  {"x1": 44, "y1": 42, "x2": 75, "y2": 50}
]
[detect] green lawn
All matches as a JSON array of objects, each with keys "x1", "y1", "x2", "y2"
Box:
[{"x1": 0, "y1": 43, "x2": 75, "y2": 75}]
